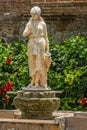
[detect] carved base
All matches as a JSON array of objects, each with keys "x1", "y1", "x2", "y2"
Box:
[
  {"x1": 22, "y1": 85, "x2": 51, "y2": 91},
  {"x1": 13, "y1": 90, "x2": 60, "y2": 119}
]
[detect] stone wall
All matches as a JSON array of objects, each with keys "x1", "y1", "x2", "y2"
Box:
[
  {"x1": 1, "y1": 115, "x2": 87, "y2": 130},
  {"x1": 0, "y1": 118, "x2": 59, "y2": 130},
  {"x1": 0, "y1": 0, "x2": 87, "y2": 42},
  {"x1": 65, "y1": 117, "x2": 87, "y2": 130}
]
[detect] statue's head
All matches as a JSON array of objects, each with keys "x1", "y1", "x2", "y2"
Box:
[{"x1": 30, "y1": 6, "x2": 41, "y2": 15}]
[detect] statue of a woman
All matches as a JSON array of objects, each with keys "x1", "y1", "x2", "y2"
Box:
[{"x1": 23, "y1": 6, "x2": 51, "y2": 89}]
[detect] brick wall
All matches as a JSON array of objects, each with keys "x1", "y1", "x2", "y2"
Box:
[
  {"x1": 32, "y1": 0, "x2": 86, "y2": 2},
  {"x1": 0, "y1": 0, "x2": 87, "y2": 42}
]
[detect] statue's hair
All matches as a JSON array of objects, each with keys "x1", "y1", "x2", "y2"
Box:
[
  {"x1": 30, "y1": 6, "x2": 41, "y2": 15},
  {"x1": 29, "y1": 6, "x2": 45, "y2": 24}
]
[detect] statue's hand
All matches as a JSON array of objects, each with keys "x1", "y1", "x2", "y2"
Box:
[{"x1": 28, "y1": 32, "x2": 32, "y2": 38}]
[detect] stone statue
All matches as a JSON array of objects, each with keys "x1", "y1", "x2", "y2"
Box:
[{"x1": 23, "y1": 6, "x2": 52, "y2": 89}]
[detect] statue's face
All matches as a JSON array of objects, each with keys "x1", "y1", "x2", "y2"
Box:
[{"x1": 31, "y1": 13, "x2": 39, "y2": 20}]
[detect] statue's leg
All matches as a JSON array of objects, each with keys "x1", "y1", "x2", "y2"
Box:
[
  {"x1": 28, "y1": 51, "x2": 36, "y2": 87},
  {"x1": 35, "y1": 71, "x2": 41, "y2": 87},
  {"x1": 29, "y1": 74, "x2": 36, "y2": 87},
  {"x1": 31, "y1": 75, "x2": 36, "y2": 85},
  {"x1": 40, "y1": 72, "x2": 47, "y2": 88}
]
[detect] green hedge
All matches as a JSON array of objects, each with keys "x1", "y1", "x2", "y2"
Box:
[
  {"x1": 0, "y1": 39, "x2": 29, "y2": 109},
  {"x1": 0, "y1": 36, "x2": 87, "y2": 110},
  {"x1": 49, "y1": 36, "x2": 87, "y2": 110}
]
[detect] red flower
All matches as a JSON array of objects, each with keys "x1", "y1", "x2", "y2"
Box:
[
  {"x1": 4, "y1": 82, "x2": 13, "y2": 92},
  {"x1": 80, "y1": 98, "x2": 86, "y2": 106},
  {"x1": 5, "y1": 57, "x2": 12, "y2": 65},
  {"x1": 5, "y1": 96, "x2": 9, "y2": 104},
  {"x1": 0, "y1": 88, "x2": 5, "y2": 94}
]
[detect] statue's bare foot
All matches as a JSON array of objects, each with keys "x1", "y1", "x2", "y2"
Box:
[
  {"x1": 44, "y1": 84, "x2": 47, "y2": 88},
  {"x1": 41, "y1": 84, "x2": 51, "y2": 90},
  {"x1": 35, "y1": 84, "x2": 40, "y2": 88},
  {"x1": 41, "y1": 84, "x2": 47, "y2": 88},
  {"x1": 28, "y1": 83, "x2": 35, "y2": 88}
]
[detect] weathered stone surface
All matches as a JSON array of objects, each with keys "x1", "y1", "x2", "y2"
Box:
[
  {"x1": 1, "y1": 115, "x2": 87, "y2": 130},
  {"x1": 14, "y1": 97, "x2": 59, "y2": 111},
  {"x1": 65, "y1": 117, "x2": 87, "y2": 130},
  {"x1": 0, "y1": 109, "x2": 21, "y2": 119},
  {"x1": 22, "y1": 86, "x2": 51, "y2": 91},
  {"x1": 74, "y1": 111, "x2": 87, "y2": 117},
  {"x1": 13, "y1": 91, "x2": 60, "y2": 119},
  {"x1": 0, "y1": 110, "x2": 14, "y2": 119},
  {"x1": 0, "y1": 118, "x2": 60, "y2": 130},
  {"x1": 17, "y1": 90, "x2": 56, "y2": 98}
]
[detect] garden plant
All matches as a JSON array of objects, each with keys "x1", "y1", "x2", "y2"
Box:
[{"x1": 0, "y1": 36, "x2": 87, "y2": 110}]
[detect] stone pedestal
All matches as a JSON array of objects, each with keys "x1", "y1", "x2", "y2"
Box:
[{"x1": 13, "y1": 88, "x2": 60, "y2": 120}]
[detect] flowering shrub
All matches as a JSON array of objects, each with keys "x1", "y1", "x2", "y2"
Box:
[
  {"x1": 0, "y1": 39, "x2": 29, "y2": 109},
  {"x1": 5, "y1": 57, "x2": 12, "y2": 65},
  {"x1": 4, "y1": 81, "x2": 13, "y2": 91},
  {"x1": 0, "y1": 81, "x2": 12, "y2": 108},
  {"x1": 0, "y1": 36, "x2": 87, "y2": 110},
  {"x1": 49, "y1": 36, "x2": 87, "y2": 111},
  {"x1": 80, "y1": 98, "x2": 87, "y2": 107}
]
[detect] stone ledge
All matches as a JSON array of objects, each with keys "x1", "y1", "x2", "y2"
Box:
[
  {"x1": 0, "y1": 118, "x2": 55, "y2": 124},
  {"x1": 0, "y1": 109, "x2": 21, "y2": 119},
  {"x1": 17, "y1": 91, "x2": 62, "y2": 98},
  {"x1": 53, "y1": 110, "x2": 74, "y2": 117},
  {"x1": 1, "y1": 109, "x2": 87, "y2": 120},
  {"x1": 74, "y1": 111, "x2": 87, "y2": 117},
  {"x1": 1, "y1": 116, "x2": 87, "y2": 130}
]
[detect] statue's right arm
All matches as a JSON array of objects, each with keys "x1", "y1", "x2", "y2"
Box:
[{"x1": 23, "y1": 22, "x2": 31, "y2": 37}]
